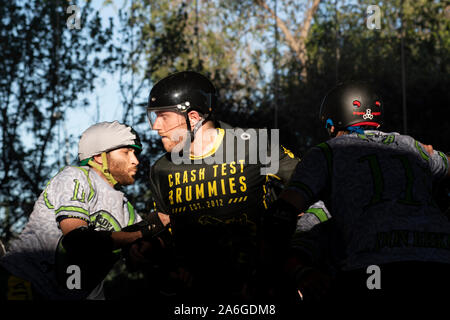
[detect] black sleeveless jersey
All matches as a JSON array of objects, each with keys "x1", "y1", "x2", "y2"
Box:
[{"x1": 149, "y1": 122, "x2": 299, "y2": 292}]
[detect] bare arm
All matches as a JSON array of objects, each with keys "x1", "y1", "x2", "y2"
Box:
[
  {"x1": 419, "y1": 143, "x2": 450, "y2": 178},
  {"x1": 447, "y1": 155, "x2": 450, "y2": 178},
  {"x1": 59, "y1": 218, "x2": 88, "y2": 235}
]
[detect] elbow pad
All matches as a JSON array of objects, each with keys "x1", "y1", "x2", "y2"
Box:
[
  {"x1": 62, "y1": 226, "x2": 113, "y2": 257},
  {"x1": 59, "y1": 226, "x2": 116, "y2": 292}
]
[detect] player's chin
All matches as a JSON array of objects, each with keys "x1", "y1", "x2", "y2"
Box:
[
  {"x1": 121, "y1": 175, "x2": 136, "y2": 186},
  {"x1": 162, "y1": 140, "x2": 179, "y2": 153},
  {"x1": 162, "y1": 135, "x2": 187, "y2": 153}
]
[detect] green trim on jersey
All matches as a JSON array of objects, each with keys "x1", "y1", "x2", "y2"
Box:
[
  {"x1": 357, "y1": 133, "x2": 367, "y2": 140},
  {"x1": 43, "y1": 180, "x2": 54, "y2": 209},
  {"x1": 415, "y1": 141, "x2": 430, "y2": 162},
  {"x1": 437, "y1": 151, "x2": 448, "y2": 171},
  {"x1": 289, "y1": 181, "x2": 315, "y2": 200},
  {"x1": 304, "y1": 207, "x2": 329, "y2": 222},
  {"x1": 55, "y1": 206, "x2": 89, "y2": 218},
  {"x1": 127, "y1": 202, "x2": 136, "y2": 226},
  {"x1": 90, "y1": 212, "x2": 121, "y2": 231},
  {"x1": 317, "y1": 142, "x2": 333, "y2": 177}
]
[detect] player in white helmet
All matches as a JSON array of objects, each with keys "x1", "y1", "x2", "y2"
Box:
[{"x1": 0, "y1": 121, "x2": 169, "y2": 300}]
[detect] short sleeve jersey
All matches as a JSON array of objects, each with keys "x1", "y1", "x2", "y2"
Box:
[
  {"x1": 288, "y1": 130, "x2": 450, "y2": 270},
  {"x1": 0, "y1": 166, "x2": 141, "y2": 299},
  {"x1": 149, "y1": 123, "x2": 299, "y2": 287}
]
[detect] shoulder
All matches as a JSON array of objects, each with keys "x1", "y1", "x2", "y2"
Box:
[
  {"x1": 150, "y1": 154, "x2": 173, "y2": 177},
  {"x1": 299, "y1": 142, "x2": 333, "y2": 172},
  {"x1": 298, "y1": 143, "x2": 331, "y2": 167},
  {"x1": 49, "y1": 166, "x2": 91, "y2": 184},
  {"x1": 152, "y1": 153, "x2": 171, "y2": 167},
  {"x1": 43, "y1": 166, "x2": 97, "y2": 205},
  {"x1": 216, "y1": 121, "x2": 234, "y2": 129},
  {"x1": 218, "y1": 123, "x2": 276, "y2": 146},
  {"x1": 217, "y1": 121, "x2": 259, "y2": 139}
]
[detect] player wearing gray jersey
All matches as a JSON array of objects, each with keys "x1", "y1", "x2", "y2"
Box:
[
  {"x1": 271, "y1": 82, "x2": 449, "y2": 304},
  {"x1": 0, "y1": 121, "x2": 168, "y2": 300},
  {"x1": 291, "y1": 131, "x2": 449, "y2": 270}
]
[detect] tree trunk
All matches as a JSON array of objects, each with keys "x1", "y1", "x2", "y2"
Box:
[{"x1": 255, "y1": 0, "x2": 321, "y2": 79}]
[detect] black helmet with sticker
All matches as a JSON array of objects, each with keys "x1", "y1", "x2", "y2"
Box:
[{"x1": 319, "y1": 81, "x2": 383, "y2": 132}]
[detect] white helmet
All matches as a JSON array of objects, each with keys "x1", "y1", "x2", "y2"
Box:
[{"x1": 78, "y1": 121, "x2": 142, "y2": 164}]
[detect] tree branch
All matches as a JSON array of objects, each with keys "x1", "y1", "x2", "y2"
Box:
[
  {"x1": 254, "y1": 0, "x2": 322, "y2": 78},
  {"x1": 254, "y1": 0, "x2": 303, "y2": 59}
]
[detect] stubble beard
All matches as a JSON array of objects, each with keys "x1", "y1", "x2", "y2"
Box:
[
  {"x1": 162, "y1": 128, "x2": 190, "y2": 153},
  {"x1": 107, "y1": 155, "x2": 136, "y2": 186}
]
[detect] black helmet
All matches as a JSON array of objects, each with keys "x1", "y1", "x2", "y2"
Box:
[
  {"x1": 147, "y1": 71, "x2": 217, "y2": 117},
  {"x1": 319, "y1": 81, "x2": 383, "y2": 132}
]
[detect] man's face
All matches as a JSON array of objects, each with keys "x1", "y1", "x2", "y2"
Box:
[
  {"x1": 152, "y1": 111, "x2": 189, "y2": 152},
  {"x1": 107, "y1": 147, "x2": 139, "y2": 185}
]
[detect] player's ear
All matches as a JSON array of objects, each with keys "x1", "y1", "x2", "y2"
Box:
[
  {"x1": 93, "y1": 154, "x2": 103, "y2": 165},
  {"x1": 187, "y1": 110, "x2": 202, "y2": 127}
]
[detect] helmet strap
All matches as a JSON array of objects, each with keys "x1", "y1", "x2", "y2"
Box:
[
  {"x1": 184, "y1": 113, "x2": 194, "y2": 142},
  {"x1": 192, "y1": 117, "x2": 205, "y2": 138},
  {"x1": 185, "y1": 113, "x2": 205, "y2": 142},
  {"x1": 87, "y1": 152, "x2": 118, "y2": 187},
  {"x1": 325, "y1": 118, "x2": 337, "y2": 138}
]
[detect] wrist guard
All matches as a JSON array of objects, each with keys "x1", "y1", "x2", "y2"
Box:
[{"x1": 122, "y1": 212, "x2": 172, "y2": 245}]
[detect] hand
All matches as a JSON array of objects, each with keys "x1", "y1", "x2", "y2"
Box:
[
  {"x1": 421, "y1": 143, "x2": 434, "y2": 156},
  {"x1": 128, "y1": 239, "x2": 153, "y2": 261},
  {"x1": 158, "y1": 212, "x2": 171, "y2": 226},
  {"x1": 295, "y1": 266, "x2": 331, "y2": 302},
  {"x1": 125, "y1": 237, "x2": 164, "y2": 269},
  {"x1": 168, "y1": 266, "x2": 193, "y2": 289}
]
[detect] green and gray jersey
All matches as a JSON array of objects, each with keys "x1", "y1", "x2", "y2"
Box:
[
  {"x1": 0, "y1": 166, "x2": 141, "y2": 300},
  {"x1": 289, "y1": 130, "x2": 450, "y2": 271}
]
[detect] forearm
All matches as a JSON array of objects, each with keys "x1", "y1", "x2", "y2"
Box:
[
  {"x1": 121, "y1": 212, "x2": 172, "y2": 247},
  {"x1": 111, "y1": 231, "x2": 142, "y2": 249},
  {"x1": 279, "y1": 188, "x2": 309, "y2": 212}
]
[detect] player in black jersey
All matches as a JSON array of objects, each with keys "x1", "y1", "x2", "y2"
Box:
[{"x1": 146, "y1": 71, "x2": 300, "y2": 302}]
